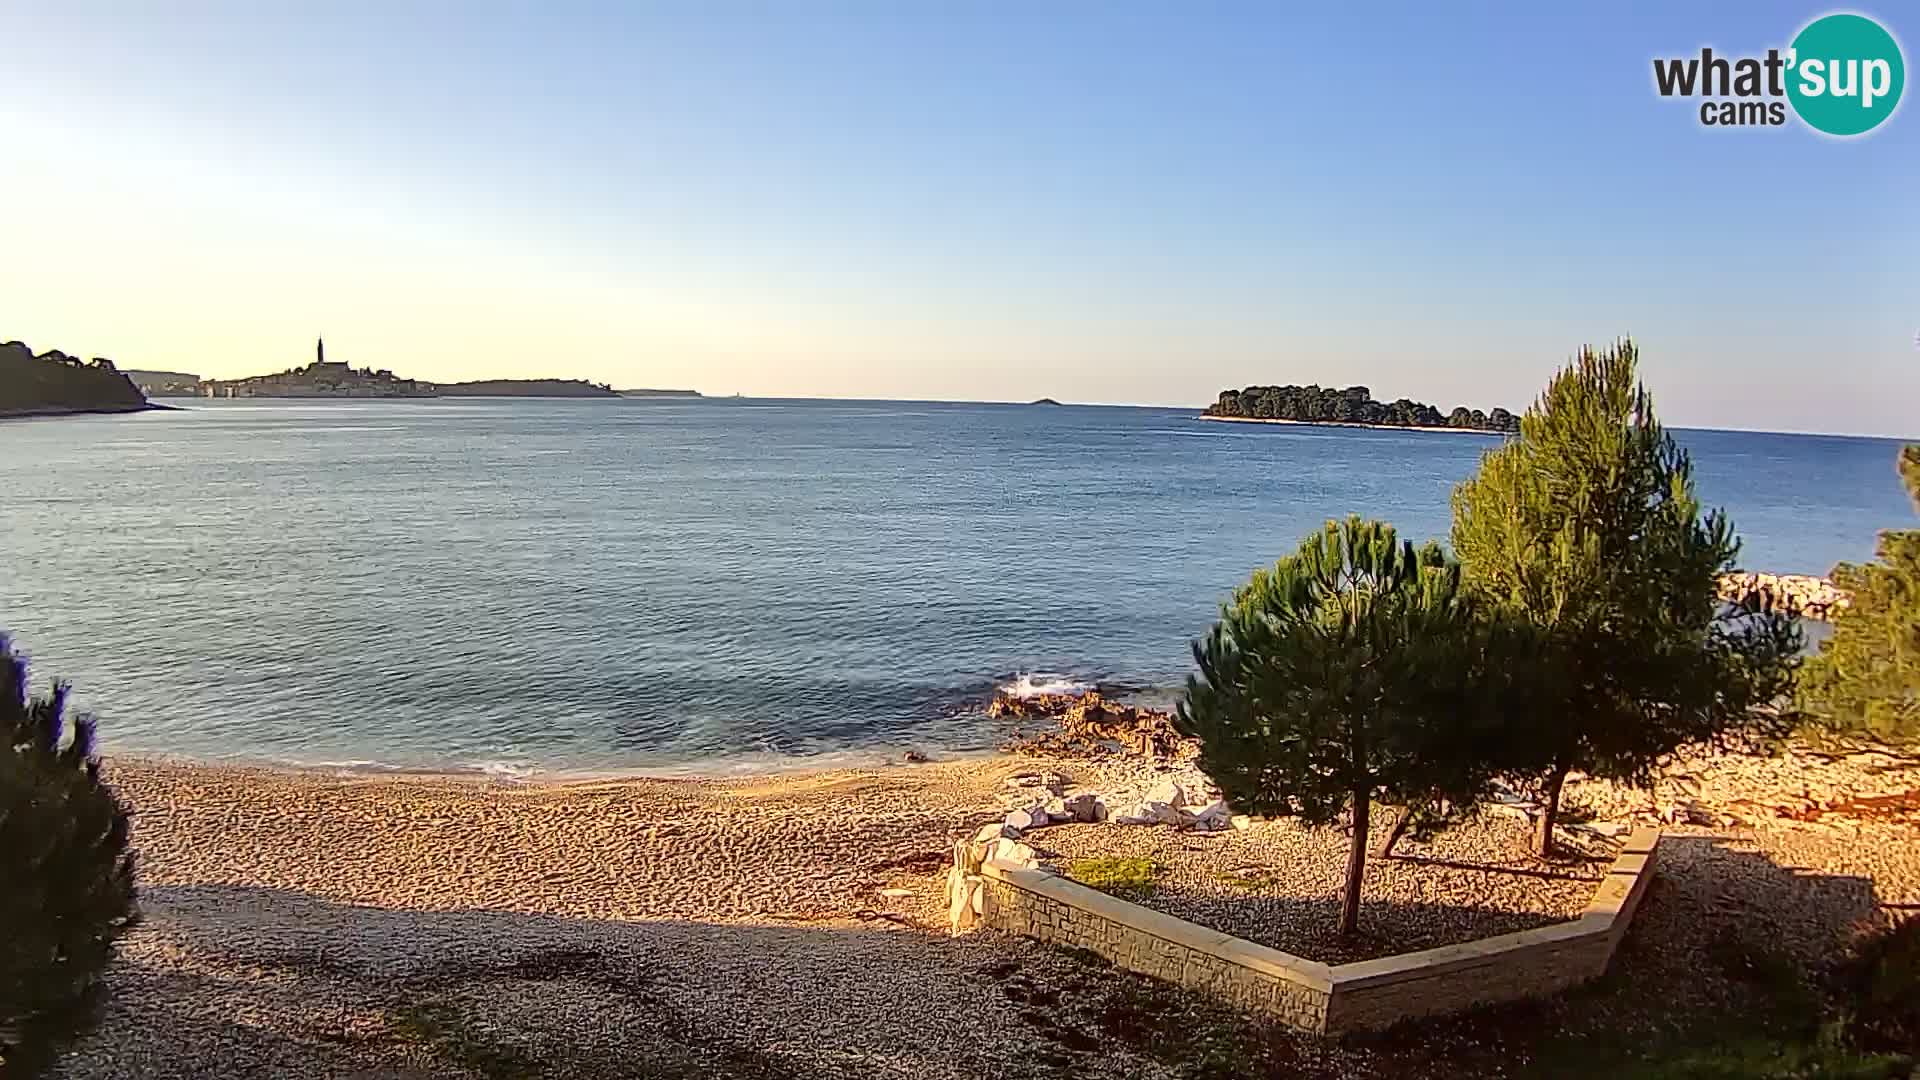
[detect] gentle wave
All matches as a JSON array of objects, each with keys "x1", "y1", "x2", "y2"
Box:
[{"x1": 996, "y1": 672, "x2": 1093, "y2": 699}]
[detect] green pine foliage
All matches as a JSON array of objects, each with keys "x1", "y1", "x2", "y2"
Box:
[
  {"x1": 0, "y1": 637, "x2": 138, "y2": 1073},
  {"x1": 1799, "y1": 446, "x2": 1920, "y2": 744},
  {"x1": 1450, "y1": 340, "x2": 1802, "y2": 853},
  {"x1": 1178, "y1": 516, "x2": 1501, "y2": 936}
]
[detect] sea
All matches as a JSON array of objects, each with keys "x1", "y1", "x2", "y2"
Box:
[{"x1": 2, "y1": 398, "x2": 1912, "y2": 776}]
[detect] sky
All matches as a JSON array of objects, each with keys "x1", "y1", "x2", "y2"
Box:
[{"x1": 1, "y1": 3, "x2": 1914, "y2": 435}]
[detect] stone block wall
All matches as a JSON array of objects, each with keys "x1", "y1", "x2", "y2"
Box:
[
  {"x1": 978, "y1": 862, "x2": 1333, "y2": 1030},
  {"x1": 968, "y1": 828, "x2": 1661, "y2": 1036}
]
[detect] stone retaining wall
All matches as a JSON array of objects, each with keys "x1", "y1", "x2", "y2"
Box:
[{"x1": 964, "y1": 828, "x2": 1661, "y2": 1035}]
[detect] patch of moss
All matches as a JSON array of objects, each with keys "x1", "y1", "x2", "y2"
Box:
[{"x1": 1067, "y1": 856, "x2": 1164, "y2": 895}]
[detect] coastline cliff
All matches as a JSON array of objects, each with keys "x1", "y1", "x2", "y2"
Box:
[{"x1": 1, "y1": 341, "x2": 154, "y2": 418}]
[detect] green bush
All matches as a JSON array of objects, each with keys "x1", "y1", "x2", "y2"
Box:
[
  {"x1": 0, "y1": 637, "x2": 138, "y2": 1072},
  {"x1": 1801, "y1": 445, "x2": 1920, "y2": 745}
]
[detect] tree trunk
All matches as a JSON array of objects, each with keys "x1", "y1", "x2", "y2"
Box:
[
  {"x1": 1374, "y1": 803, "x2": 1414, "y2": 860},
  {"x1": 1534, "y1": 761, "x2": 1569, "y2": 856},
  {"x1": 1339, "y1": 791, "x2": 1370, "y2": 937}
]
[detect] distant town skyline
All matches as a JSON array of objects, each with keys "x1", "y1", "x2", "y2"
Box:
[{"x1": 1, "y1": 4, "x2": 1913, "y2": 437}]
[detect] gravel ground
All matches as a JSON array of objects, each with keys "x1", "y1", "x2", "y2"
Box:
[
  {"x1": 1035, "y1": 812, "x2": 1607, "y2": 964},
  {"x1": 38, "y1": 749, "x2": 1920, "y2": 1080},
  {"x1": 53, "y1": 755, "x2": 1187, "y2": 1080}
]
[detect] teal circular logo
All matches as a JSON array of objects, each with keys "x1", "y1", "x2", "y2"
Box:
[{"x1": 1787, "y1": 13, "x2": 1905, "y2": 136}]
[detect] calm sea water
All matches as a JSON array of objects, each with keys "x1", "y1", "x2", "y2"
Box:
[{"x1": 1, "y1": 399, "x2": 1911, "y2": 774}]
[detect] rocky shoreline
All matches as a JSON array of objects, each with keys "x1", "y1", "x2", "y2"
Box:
[{"x1": 1716, "y1": 571, "x2": 1851, "y2": 620}]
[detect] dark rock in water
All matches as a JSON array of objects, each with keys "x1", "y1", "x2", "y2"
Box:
[
  {"x1": 901, "y1": 749, "x2": 929, "y2": 764},
  {"x1": 1, "y1": 340, "x2": 153, "y2": 418},
  {"x1": 989, "y1": 689, "x2": 1193, "y2": 761}
]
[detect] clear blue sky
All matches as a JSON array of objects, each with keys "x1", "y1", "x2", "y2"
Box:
[{"x1": 2, "y1": 3, "x2": 1913, "y2": 435}]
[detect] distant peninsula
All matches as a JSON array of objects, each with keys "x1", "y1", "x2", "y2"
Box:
[
  {"x1": 1030, "y1": 397, "x2": 1063, "y2": 406},
  {"x1": 436, "y1": 379, "x2": 616, "y2": 398},
  {"x1": 1202, "y1": 384, "x2": 1519, "y2": 434},
  {"x1": 2, "y1": 340, "x2": 156, "y2": 418},
  {"x1": 617, "y1": 388, "x2": 702, "y2": 398},
  {"x1": 194, "y1": 339, "x2": 644, "y2": 400}
]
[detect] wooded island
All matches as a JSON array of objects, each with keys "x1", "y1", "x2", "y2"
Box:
[{"x1": 1204, "y1": 384, "x2": 1519, "y2": 433}]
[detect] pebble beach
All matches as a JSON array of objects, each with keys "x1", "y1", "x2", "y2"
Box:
[{"x1": 47, "y1": 748, "x2": 1920, "y2": 1079}]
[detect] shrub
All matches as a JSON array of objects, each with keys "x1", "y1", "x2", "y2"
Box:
[
  {"x1": 1800, "y1": 446, "x2": 1920, "y2": 745},
  {"x1": 0, "y1": 637, "x2": 138, "y2": 1072}
]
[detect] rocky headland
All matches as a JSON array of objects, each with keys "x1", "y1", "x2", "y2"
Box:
[
  {"x1": 1, "y1": 340, "x2": 155, "y2": 418},
  {"x1": 1716, "y1": 571, "x2": 1851, "y2": 620}
]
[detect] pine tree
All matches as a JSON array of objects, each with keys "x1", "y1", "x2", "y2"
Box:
[
  {"x1": 1451, "y1": 340, "x2": 1801, "y2": 853},
  {"x1": 1178, "y1": 517, "x2": 1498, "y2": 936},
  {"x1": 1800, "y1": 445, "x2": 1920, "y2": 744},
  {"x1": 0, "y1": 637, "x2": 138, "y2": 1071}
]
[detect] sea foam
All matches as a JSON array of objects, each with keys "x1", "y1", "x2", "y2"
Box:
[{"x1": 996, "y1": 673, "x2": 1093, "y2": 699}]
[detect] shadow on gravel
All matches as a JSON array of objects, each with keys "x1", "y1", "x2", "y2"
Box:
[
  {"x1": 41, "y1": 837, "x2": 1896, "y2": 1080},
  {"x1": 1335, "y1": 834, "x2": 1893, "y2": 1078}
]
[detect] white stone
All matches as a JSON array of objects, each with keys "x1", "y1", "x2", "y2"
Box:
[
  {"x1": 1230, "y1": 814, "x2": 1253, "y2": 831},
  {"x1": 1186, "y1": 798, "x2": 1231, "y2": 826},
  {"x1": 989, "y1": 839, "x2": 1039, "y2": 867},
  {"x1": 1146, "y1": 779, "x2": 1186, "y2": 808},
  {"x1": 975, "y1": 822, "x2": 1020, "y2": 844},
  {"x1": 878, "y1": 887, "x2": 914, "y2": 899},
  {"x1": 946, "y1": 867, "x2": 974, "y2": 933},
  {"x1": 1127, "y1": 800, "x2": 1182, "y2": 826}
]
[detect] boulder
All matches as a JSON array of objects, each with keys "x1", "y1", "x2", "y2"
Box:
[
  {"x1": 1136, "y1": 800, "x2": 1184, "y2": 826},
  {"x1": 1005, "y1": 805, "x2": 1049, "y2": 832},
  {"x1": 1059, "y1": 791, "x2": 1100, "y2": 823},
  {"x1": 974, "y1": 822, "x2": 1021, "y2": 844},
  {"x1": 1185, "y1": 799, "x2": 1232, "y2": 829},
  {"x1": 1146, "y1": 779, "x2": 1187, "y2": 808},
  {"x1": 1229, "y1": 814, "x2": 1253, "y2": 831},
  {"x1": 988, "y1": 839, "x2": 1039, "y2": 867}
]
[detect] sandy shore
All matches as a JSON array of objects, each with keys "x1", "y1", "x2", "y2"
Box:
[{"x1": 48, "y1": 750, "x2": 1920, "y2": 1079}]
